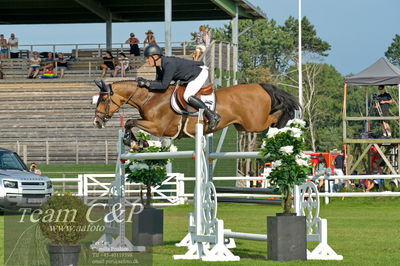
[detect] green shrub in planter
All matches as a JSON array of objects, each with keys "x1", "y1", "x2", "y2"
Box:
[{"x1": 39, "y1": 193, "x2": 89, "y2": 245}]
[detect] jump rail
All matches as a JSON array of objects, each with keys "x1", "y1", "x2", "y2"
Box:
[{"x1": 91, "y1": 110, "x2": 342, "y2": 261}]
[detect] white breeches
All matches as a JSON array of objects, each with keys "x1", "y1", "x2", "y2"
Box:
[{"x1": 183, "y1": 66, "x2": 209, "y2": 102}]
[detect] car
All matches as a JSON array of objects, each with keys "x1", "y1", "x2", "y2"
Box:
[{"x1": 0, "y1": 148, "x2": 53, "y2": 210}]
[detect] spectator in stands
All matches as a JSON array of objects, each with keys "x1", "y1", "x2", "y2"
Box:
[
  {"x1": 8, "y1": 33, "x2": 19, "y2": 59},
  {"x1": 144, "y1": 30, "x2": 156, "y2": 46},
  {"x1": 193, "y1": 26, "x2": 206, "y2": 61},
  {"x1": 27, "y1": 51, "x2": 41, "y2": 79},
  {"x1": 100, "y1": 51, "x2": 115, "y2": 78},
  {"x1": 113, "y1": 52, "x2": 129, "y2": 77},
  {"x1": 29, "y1": 163, "x2": 41, "y2": 175},
  {"x1": 0, "y1": 34, "x2": 8, "y2": 59},
  {"x1": 42, "y1": 52, "x2": 55, "y2": 72},
  {"x1": 56, "y1": 52, "x2": 68, "y2": 78},
  {"x1": 125, "y1": 33, "x2": 140, "y2": 57}
]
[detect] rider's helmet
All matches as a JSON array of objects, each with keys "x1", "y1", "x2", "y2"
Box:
[{"x1": 144, "y1": 44, "x2": 162, "y2": 57}]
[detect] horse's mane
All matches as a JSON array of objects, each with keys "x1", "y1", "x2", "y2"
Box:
[{"x1": 111, "y1": 79, "x2": 175, "y2": 94}]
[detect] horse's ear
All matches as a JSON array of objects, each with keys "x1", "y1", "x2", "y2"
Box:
[{"x1": 94, "y1": 80, "x2": 110, "y2": 93}]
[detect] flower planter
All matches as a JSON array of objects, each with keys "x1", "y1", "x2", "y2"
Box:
[
  {"x1": 48, "y1": 245, "x2": 81, "y2": 266},
  {"x1": 132, "y1": 207, "x2": 163, "y2": 246},
  {"x1": 267, "y1": 213, "x2": 307, "y2": 261}
]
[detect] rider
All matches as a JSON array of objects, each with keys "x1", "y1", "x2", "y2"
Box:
[{"x1": 136, "y1": 44, "x2": 221, "y2": 130}]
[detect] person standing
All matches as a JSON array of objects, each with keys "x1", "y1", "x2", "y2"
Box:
[
  {"x1": 0, "y1": 34, "x2": 8, "y2": 59},
  {"x1": 333, "y1": 154, "x2": 346, "y2": 191},
  {"x1": 193, "y1": 26, "x2": 206, "y2": 61},
  {"x1": 8, "y1": 33, "x2": 19, "y2": 59},
  {"x1": 125, "y1": 33, "x2": 140, "y2": 56},
  {"x1": 375, "y1": 85, "x2": 393, "y2": 137},
  {"x1": 144, "y1": 30, "x2": 156, "y2": 46}
]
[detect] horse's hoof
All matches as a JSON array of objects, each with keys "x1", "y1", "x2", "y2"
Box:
[
  {"x1": 130, "y1": 141, "x2": 139, "y2": 150},
  {"x1": 123, "y1": 130, "x2": 136, "y2": 147}
]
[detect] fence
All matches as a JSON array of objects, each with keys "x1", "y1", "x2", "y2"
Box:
[
  {"x1": 15, "y1": 41, "x2": 195, "y2": 58},
  {"x1": 50, "y1": 173, "x2": 400, "y2": 206},
  {"x1": 1, "y1": 140, "x2": 118, "y2": 165},
  {"x1": 200, "y1": 41, "x2": 236, "y2": 87}
]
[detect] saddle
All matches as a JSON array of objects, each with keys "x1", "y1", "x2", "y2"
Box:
[{"x1": 174, "y1": 83, "x2": 214, "y2": 111}]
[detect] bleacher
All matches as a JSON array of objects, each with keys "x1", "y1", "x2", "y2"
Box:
[
  {"x1": 0, "y1": 80, "x2": 139, "y2": 164},
  {"x1": 0, "y1": 46, "x2": 197, "y2": 164}
]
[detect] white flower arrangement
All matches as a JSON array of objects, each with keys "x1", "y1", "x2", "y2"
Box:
[
  {"x1": 260, "y1": 118, "x2": 310, "y2": 213},
  {"x1": 280, "y1": 145, "x2": 294, "y2": 155}
]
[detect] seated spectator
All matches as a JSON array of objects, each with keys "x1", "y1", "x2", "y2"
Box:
[
  {"x1": 27, "y1": 51, "x2": 41, "y2": 79},
  {"x1": 113, "y1": 52, "x2": 129, "y2": 77},
  {"x1": 29, "y1": 162, "x2": 41, "y2": 175},
  {"x1": 193, "y1": 25, "x2": 206, "y2": 61},
  {"x1": 56, "y1": 52, "x2": 68, "y2": 78},
  {"x1": 100, "y1": 51, "x2": 115, "y2": 78},
  {"x1": 366, "y1": 162, "x2": 385, "y2": 192},
  {"x1": 8, "y1": 33, "x2": 19, "y2": 59},
  {"x1": 0, "y1": 34, "x2": 8, "y2": 59},
  {"x1": 125, "y1": 33, "x2": 140, "y2": 57},
  {"x1": 42, "y1": 52, "x2": 55, "y2": 72},
  {"x1": 144, "y1": 30, "x2": 156, "y2": 46}
]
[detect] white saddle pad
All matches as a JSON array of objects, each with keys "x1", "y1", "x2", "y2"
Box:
[{"x1": 170, "y1": 89, "x2": 216, "y2": 116}]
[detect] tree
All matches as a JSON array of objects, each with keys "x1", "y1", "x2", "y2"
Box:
[
  {"x1": 385, "y1": 34, "x2": 400, "y2": 66},
  {"x1": 211, "y1": 16, "x2": 330, "y2": 74},
  {"x1": 280, "y1": 63, "x2": 344, "y2": 152}
]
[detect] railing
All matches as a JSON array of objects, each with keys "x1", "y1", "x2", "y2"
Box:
[
  {"x1": 16, "y1": 41, "x2": 195, "y2": 58},
  {"x1": 49, "y1": 173, "x2": 400, "y2": 207},
  {"x1": 200, "y1": 41, "x2": 236, "y2": 87}
]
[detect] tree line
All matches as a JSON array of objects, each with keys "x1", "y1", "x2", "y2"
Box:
[{"x1": 202, "y1": 16, "x2": 399, "y2": 175}]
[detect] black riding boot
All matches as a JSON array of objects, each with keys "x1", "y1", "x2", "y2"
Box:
[{"x1": 187, "y1": 96, "x2": 221, "y2": 130}]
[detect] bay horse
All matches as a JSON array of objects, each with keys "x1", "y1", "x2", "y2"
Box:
[{"x1": 93, "y1": 80, "x2": 300, "y2": 138}]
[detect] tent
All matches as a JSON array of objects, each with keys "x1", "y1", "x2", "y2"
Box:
[
  {"x1": 342, "y1": 58, "x2": 400, "y2": 176},
  {"x1": 345, "y1": 57, "x2": 400, "y2": 86}
]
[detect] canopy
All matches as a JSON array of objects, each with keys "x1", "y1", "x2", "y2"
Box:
[
  {"x1": 0, "y1": 0, "x2": 265, "y2": 24},
  {"x1": 345, "y1": 57, "x2": 400, "y2": 86}
]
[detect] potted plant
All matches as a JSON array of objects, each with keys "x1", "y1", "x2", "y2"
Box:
[
  {"x1": 39, "y1": 193, "x2": 89, "y2": 266},
  {"x1": 260, "y1": 119, "x2": 310, "y2": 261},
  {"x1": 125, "y1": 131, "x2": 177, "y2": 246}
]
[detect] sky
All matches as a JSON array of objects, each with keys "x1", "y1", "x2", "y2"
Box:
[{"x1": 0, "y1": 0, "x2": 398, "y2": 75}]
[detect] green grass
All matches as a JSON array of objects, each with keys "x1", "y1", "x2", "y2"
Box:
[
  {"x1": 37, "y1": 164, "x2": 116, "y2": 178},
  {"x1": 2, "y1": 198, "x2": 399, "y2": 265}
]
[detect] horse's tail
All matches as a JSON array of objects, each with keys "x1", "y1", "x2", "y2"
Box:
[{"x1": 260, "y1": 83, "x2": 301, "y2": 128}]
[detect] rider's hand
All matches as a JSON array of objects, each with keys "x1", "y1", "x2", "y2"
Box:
[{"x1": 137, "y1": 77, "x2": 150, "y2": 88}]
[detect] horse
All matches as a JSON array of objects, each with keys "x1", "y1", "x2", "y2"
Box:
[{"x1": 93, "y1": 80, "x2": 300, "y2": 139}]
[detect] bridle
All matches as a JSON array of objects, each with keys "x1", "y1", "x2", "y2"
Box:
[
  {"x1": 95, "y1": 83, "x2": 139, "y2": 124},
  {"x1": 95, "y1": 87, "x2": 123, "y2": 123}
]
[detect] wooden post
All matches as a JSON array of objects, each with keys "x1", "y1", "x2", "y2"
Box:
[
  {"x1": 76, "y1": 140, "x2": 79, "y2": 164},
  {"x1": 23, "y1": 145, "x2": 27, "y2": 165},
  {"x1": 105, "y1": 140, "x2": 109, "y2": 164},
  {"x1": 226, "y1": 44, "x2": 231, "y2": 87},
  {"x1": 342, "y1": 83, "x2": 348, "y2": 141},
  {"x1": 218, "y1": 42, "x2": 222, "y2": 87},
  {"x1": 46, "y1": 141, "x2": 49, "y2": 165},
  {"x1": 210, "y1": 43, "x2": 215, "y2": 85}
]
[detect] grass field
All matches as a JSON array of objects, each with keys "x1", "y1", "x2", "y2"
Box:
[{"x1": 1, "y1": 197, "x2": 400, "y2": 266}]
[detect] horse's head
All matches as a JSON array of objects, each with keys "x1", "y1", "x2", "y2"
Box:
[{"x1": 93, "y1": 80, "x2": 124, "y2": 128}]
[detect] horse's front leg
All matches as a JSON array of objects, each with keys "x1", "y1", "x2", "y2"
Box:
[{"x1": 124, "y1": 119, "x2": 163, "y2": 137}]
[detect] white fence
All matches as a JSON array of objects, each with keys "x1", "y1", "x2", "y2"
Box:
[{"x1": 50, "y1": 173, "x2": 400, "y2": 206}]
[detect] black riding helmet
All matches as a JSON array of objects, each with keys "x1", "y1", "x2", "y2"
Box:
[{"x1": 144, "y1": 44, "x2": 162, "y2": 57}]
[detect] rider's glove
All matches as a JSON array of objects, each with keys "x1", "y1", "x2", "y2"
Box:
[{"x1": 137, "y1": 77, "x2": 150, "y2": 88}]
